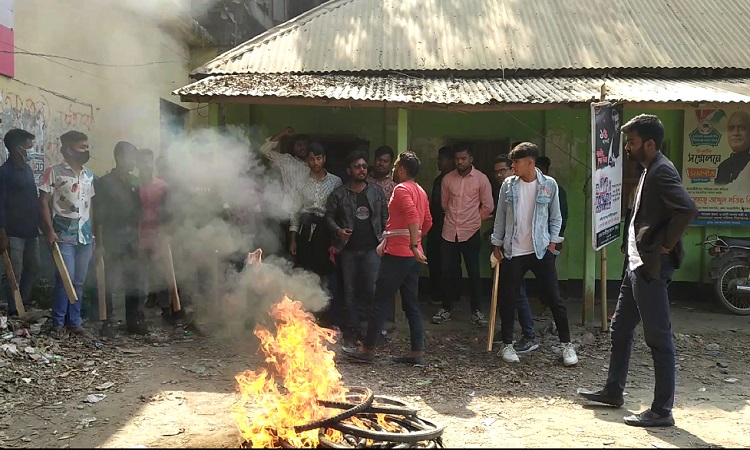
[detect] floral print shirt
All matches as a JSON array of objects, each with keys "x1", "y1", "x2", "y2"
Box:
[{"x1": 39, "y1": 162, "x2": 96, "y2": 245}]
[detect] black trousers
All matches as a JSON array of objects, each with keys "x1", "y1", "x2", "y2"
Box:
[
  {"x1": 606, "y1": 257, "x2": 676, "y2": 416},
  {"x1": 103, "y1": 247, "x2": 142, "y2": 323},
  {"x1": 499, "y1": 251, "x2": 571, "y2": 344},
  {"x1": 441, "y1": 231, "x2": 482, "y2": 312},
  {"x1": 295, "y1": 219, "x2": 332, "y2": 279},
  {"x1": 426, "y1": 229, "x2": 443, "y2": 303}
]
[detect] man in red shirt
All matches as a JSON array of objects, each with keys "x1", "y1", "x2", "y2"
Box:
[
  {"x1": 343, "y1": 151, "x2": 432, "y2": 365},
  {"x1": 432, "y1": 143, "x2": 494, "y2": 327}
]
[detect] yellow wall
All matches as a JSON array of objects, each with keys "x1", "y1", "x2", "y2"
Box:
[{"x1": 0, "y1": 0, "x2": 206, "y2": 175}]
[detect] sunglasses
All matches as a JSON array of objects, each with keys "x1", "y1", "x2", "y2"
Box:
[{"x1": 351, "y1": 163, "x2": 368, "y2": 169}]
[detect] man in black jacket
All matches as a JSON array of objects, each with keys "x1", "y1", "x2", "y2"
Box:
[
  {"x1": 579, "y1": 114, "x2": 698, "y2": 427},
  {"x1": 326, "y1": 151, "x2": 388, "y2": 344},
  {"x1": 426, "y1": 146, "x2": 454, "y2": 305}
]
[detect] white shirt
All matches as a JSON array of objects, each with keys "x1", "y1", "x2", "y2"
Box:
[
  {"x1": 289, "y1": 171, "x2": 342, "y2": 232},
  {"x1": 627, "y1": 170, "x2": 646, "y2": 271},
  {"x1": 259, "y1": 138, "x2": 310, "y2": 214},
  {"x1": 511, "y1": 178, "x2": 538, "y2": 257}
]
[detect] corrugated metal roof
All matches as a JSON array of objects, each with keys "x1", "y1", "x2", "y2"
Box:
[
  {"x1": 175, "y1": 74, "x2": 750, "y2": 105},
  {"x1": 192, "y1": 0, "x2": 750, "y2": 75}
]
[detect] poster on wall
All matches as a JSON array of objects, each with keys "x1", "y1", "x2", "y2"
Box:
[
  {"x1": 0, "y1": 0, "x2": 14, "y2": 78},
  {"x1": 591, "y1": 101, "x2": 624, "y2": 251},
  {"x1": 682, "y1": 108, "x2": 750, "y2": 226}
]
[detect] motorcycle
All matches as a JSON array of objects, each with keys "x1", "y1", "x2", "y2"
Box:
[{"x1": 700, "y1": 234, "x2": 750, "y2": 315}]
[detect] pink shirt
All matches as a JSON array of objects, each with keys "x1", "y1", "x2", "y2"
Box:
[
  {"x1": 441, "y1": 167, "x2": 494, "y2": 242},
  {"x1": 384, "y1": 181, "x2": 433, "y2": 257},
  {"x1": 139, "y1": 177, "x2": 168, "y2": 251}
]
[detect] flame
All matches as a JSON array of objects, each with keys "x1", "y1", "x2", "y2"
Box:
[{"x1": 232, "y1": 296, "x2": 347, "y2": 448}]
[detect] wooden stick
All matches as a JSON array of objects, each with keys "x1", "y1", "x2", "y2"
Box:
[
  {"x1": 2, "y1": 250, "x2": 25, "y2": 316},
  {"x1": 51, "y1": 242, "x2": 78, "y2": 304},
  {"x1": 163, "y1": 242, "x2": 181, "y2": 312},
  {"x1": 601, "y1": 247, "x2": 608, "y2": 332},
  {"x1": 486, "y1": 261, "x2": 501, "y2": 352},
  {"x1": 96, "y1": 253, "x2": 107, "y2": 321}
]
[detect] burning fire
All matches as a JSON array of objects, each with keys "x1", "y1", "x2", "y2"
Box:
[{"x1": 232, "y1": 295, "x2": 346, "y2": 448}]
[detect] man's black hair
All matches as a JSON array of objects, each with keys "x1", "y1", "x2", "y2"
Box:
[
  {"x1": 536, "y1": 155, "x2": 551, "y2": 171},
  {"x1": 308, "y1": 142, "x2": 326, "y2": 157},
  {"x1": 60, "y1": 130, "x2": 88, "y2": 147},
  {"x1": 453, "y1": 142, "x2": 474, "y2": 156},
  {"x1": 293, "y1": 134, "x2": 310, "y2": 144},
  {"x1": 438, "y1": 145, "x2": 454, "y2": 158},
  {"x1": 374, "y1": 145, "x2": 395, "y2": 161},
  {"x1": 508, "y1": 142, "x2": 539, "y2": 161},
  {"x1": 493, "y1": 154, "x2": 512, "y2": 166},
  {"x1": 346, "y1": 150, "x2": 368, "y2": 167},
  {"x1": 397, "y1": 151, "x2": 420, "y2": 178},
  {"x1": 3, "y1": 129, "x2": 35, "y2": 153},
  {"x1": 114, "y1": 141, "x2": 137, "y2": 161},
  {"x1": 621, "y1": 114, "x2": 665, "y2": 149}
]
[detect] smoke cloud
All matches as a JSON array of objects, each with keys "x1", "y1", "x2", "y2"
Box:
[{"x1": 84, "y1": 0, "x2": 331, "y2": 340}]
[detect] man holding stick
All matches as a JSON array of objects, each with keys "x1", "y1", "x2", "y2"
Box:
[
  {"x1": 40, "y1": 131, "x2": 97, "y2": 338},
  {"x1": 0, "y1": 129, "x2": 41, "y2": 316},
  {"x1": 579, "y1": 114, "x2": 698, "y2": 427}
]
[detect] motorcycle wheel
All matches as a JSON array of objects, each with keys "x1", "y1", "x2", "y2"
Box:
[{"x1": 714, "y1": 261, "x2": 750, "y2": 316}]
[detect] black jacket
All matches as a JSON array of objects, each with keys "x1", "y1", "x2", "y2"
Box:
[
  {"x1": 326, "y1": 182, "x2": 388, "y2": 252},
  {"x1": 624, "y1": 152, "x2": 698, "y2": 280}
]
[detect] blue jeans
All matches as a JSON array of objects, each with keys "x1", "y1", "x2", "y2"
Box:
[
  {"x1": 606, "y1": 257, "x2": 676, "y2": 416},
  {"x1": 4, "y1": 237, "x2": 40, "y2": 314},
  {"x1": 364, "y1": 255, "x2": 424, "y2": 352},
  {"x1": 51, "y1": 242, "x2": 94, "y2": 327},
  {"x1": 340, "y1": 248, "x2": 380, "y2": 330}
]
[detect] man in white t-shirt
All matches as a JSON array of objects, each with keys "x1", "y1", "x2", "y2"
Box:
[{"x1": 490, "y1": 142, "x2": 576, "y2": 366}]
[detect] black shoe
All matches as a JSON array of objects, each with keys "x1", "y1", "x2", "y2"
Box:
[
  {"x1": 578, "y1": 388, "x2": 624, "y2": 407},
  {"x1": 100, "y1": 321, "x2": 116, "y2": 339},
  {"x1": 392, "y1": 355, "x2": 426, "y2": 366},
  {"x1": 126, "y1": 319, "x2": 149, "y2": 336},
  {"x1": 161, "y1": 308, "x2": 176, "y2": 326},
  {"x1": 624, "y1": 409, "x2": 675, "y2": 427},
  {"x1": 50, "y1": 325, "x2": 66, "y2": 339},
  {"x1": 513, "y1": 336, "x2": 540, "y2": 354}
]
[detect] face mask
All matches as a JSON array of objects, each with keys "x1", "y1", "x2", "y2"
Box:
[
  {"x1": 14, "y1": 146, "x2": 30, "y2": 162},
  {"x1": 66, "y1": 148, "x2": 90, "y2": 165}
]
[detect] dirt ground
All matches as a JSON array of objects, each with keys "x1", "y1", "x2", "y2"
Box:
[{"x1": 2, "y1": 295, "x2": 749, "y2": 449}]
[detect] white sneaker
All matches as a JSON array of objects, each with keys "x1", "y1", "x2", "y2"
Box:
[
  {"x1": 431, "y1": 308, "x2": 452, "y2": 324},
  {"x1": 562, "y1": 342, "x2": 578, "y2": 366},
  {"x1": 498, "y1": 344, "x2": 520, "y2": 363}
]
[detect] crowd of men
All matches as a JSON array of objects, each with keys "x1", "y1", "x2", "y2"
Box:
[{"x1": 1, "y1": 113, "x2": 700, "y2": 427}]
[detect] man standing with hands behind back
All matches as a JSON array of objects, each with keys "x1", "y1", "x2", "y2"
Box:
[
  {"x1": 579, "y1": 114, "x2": 698, "y2": 428},
  {"x1": 432, "y1": 143, "x2": 494, "y2": 327}
]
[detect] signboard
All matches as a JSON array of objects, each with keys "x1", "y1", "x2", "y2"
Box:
[
  {"x1": 591, "y1": 102, "x2": 624, "y2": 250},
  {"x1": 0, "y1": 0, "x2": 13, "y2": 78},
  {"x1": 682, "y1": 108, "x2": 750, "y2": 226}
]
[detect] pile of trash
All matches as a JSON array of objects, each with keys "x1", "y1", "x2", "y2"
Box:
[{"x1": 0, "y1": 310, "x2": 61, "y2": 368}]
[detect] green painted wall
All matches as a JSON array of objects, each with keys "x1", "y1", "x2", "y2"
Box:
[{"x1": 222, "y1": 102, "x2": 747, "y2": 285}]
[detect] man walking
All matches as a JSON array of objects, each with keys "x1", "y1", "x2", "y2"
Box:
[
  {"x1": 367, "y1": 146, "x2": 397, "y2": 201},
  {"x1": 0, "y1": 129, "x2": 41, "y2": 316},
  {"x1": 579, "y1": 114, "x2": 698, "y2": 427},
  {"x1": 491, "y1": 142, "x2": 577, "y2": 366},
  {"x1": 326, "y1": 151, "x2": 388, "y2": 344},
  {"x1": 427, "y1": 146, "x2": 454, "y2": 306},
  {"x1": 491, "y1": 154, "x2": 538, "y2": 353},
  {"x1": 93, "y1": 141, "x2": 146, "y2": 335},
  {"x1": 343, "y1": 151, "x2": 432, "y2": 365},
  {"x1": 432, "y1": 143, "x2": 493, "y2": 327},
  {"x1": 40, "y1": 131, "x2": 96, "y2": 338},
  {"x1": 290, "y1": 143, "x2": 342, "y2": 279}
]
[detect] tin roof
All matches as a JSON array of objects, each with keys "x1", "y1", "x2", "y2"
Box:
[
  {"x1": 175, "y1": 74, "x2": 750, "y2": 105},
  {"x1": 192, "y1": 0, "x2": 750, "y2": 76}
]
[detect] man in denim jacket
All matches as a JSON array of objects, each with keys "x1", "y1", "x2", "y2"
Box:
[{"x1": 490, "y1": 142, "x2": 577, "y2": 366}]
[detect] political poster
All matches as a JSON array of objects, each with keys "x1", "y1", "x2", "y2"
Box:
[
  {"x1": 591, "y1": 102, "x2": 624, "y2": 250},
  {"x1": 682, "y1": 108, "x2": 750, "y2": 226}
]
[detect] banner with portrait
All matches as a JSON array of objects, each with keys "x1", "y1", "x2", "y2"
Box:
[
  {"x1": 591, "y1": 102, "x2": 624, "y2": 250},
  {"x1": 682, "y1": 108, "x2": 750, "y2": 226}
]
